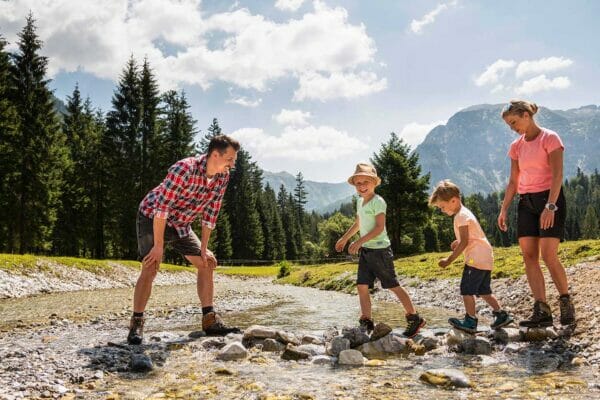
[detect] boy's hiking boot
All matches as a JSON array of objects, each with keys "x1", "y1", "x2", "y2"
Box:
[
  {"x1": 359, "y1": 317, "x2": 375, "y2": 334},
  {"x1": 559, "y1": 294, "x2": 576, "y2": 325},
  {"x1": 403, "y1": 313, "x2": 426, "y2": 338},
  {"x1": 491, "y1": 310, "x2": 514, "y2": 329},
  {"x1": 519, "y1": 300, "x2": 553, "y2": 328},
  {"x1": 202, "y1": 312, "x2": 241, "y2": 336},
  {"x1": 127, "y1": 316, "x2": 145, "y2": 345},
  {"x1": 449, "y1": 314, "x2": 478, "y2": 334}
]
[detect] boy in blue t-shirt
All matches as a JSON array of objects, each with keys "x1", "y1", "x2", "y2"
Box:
[{"x1": 336, "y1": 163, "x2": 425, "y2": 338}]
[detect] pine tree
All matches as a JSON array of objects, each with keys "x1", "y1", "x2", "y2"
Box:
[
  {"x1": 139, "y1": 58, "x2": 162, "y2": 192},
  {"x1": 208, "y1": 205, "x2": 233, "y2": 261},
  {"x1": 278, "y1": 185, "x2": 298, "y2": 259},
  {"x1": 160, "y1": 90, "x2": 196, "y2": 167},
  {"x1": 0, "y1": 34, "x2": 20, "y2": 252},
  {"x1": 104, "y1": 56, "x2": 142, "y2": 258},
  {"x1": 372, "y1": 133, "x2": 430, "y2": 255},
  {"x1": 294, "y1": 172, "x2": 308, "y2": 219},
  {"x1": 582, "y1": 205, "x2": 600, "y2": 239},
  {"x1": 198, "y1": 118, "x2": 222, "y2": 153},
  {"x1": 9, "y1": 14, "x2": 67, "y2": 253},
  {"x1": 264, "y1": 184, "x2": 286, "y2": 260}
]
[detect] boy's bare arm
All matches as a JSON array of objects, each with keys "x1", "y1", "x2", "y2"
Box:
[
  {"x1": 335, "y1": 217, "x2": 360, "y2": 252},
  {"x1": 439, "y1": 225, "x2": 469, "y2": 267},
  {"x1": 348, "y1": 213, "x2": 385, "y2": 254}
]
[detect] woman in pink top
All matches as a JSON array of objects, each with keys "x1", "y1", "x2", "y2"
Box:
[{"x1": 497, "y1": 100, "x2": 575, "y2": 328}]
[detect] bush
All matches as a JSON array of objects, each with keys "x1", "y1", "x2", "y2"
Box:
[{"x1": 277, "y1": 261, "x2": 292, "y2": 278}]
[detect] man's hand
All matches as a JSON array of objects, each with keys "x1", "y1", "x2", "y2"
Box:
[
  {"x1": 335, "y1": 238, "x2": 347, "y2": 253},
  {"x1": 143, "y1": 245, "x2": 163, "y2": 271},
  {"x1": 201, "y1": 248, "x2": 218, "y2": 269},
  {"x1": 450, "y1": 240, "x2": 459, "y2": 251},
  {"x1": 438, "y1": 257, "x2": 451, "y2": 268},
  {"x1": 348, "y1": 240, "x2": 362, "y2": 255}
]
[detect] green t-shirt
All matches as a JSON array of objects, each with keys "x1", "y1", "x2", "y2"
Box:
[{"x1": 357, "y1": 194, "x2": 391, "y2": 249}]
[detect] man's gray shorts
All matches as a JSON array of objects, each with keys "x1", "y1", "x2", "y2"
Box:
[
  {"x1": 357, "y1": 246, "x2": 400, "y2": 289},
  {"x1": 136, "y1": 211, "x2": 202, "y2": 260}
]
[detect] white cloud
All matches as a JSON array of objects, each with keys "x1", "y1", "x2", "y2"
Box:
[
  {"x1": 398, "y1": 120, "x2": 446, "y2": 149},
  {"x1": 227, "y1": 95, "x2": 262, "y2": 107},
  {"x1": 0, "y1": 0, "x2": 384, "y2": 101},
  {"x1": 294, "y1": 71, "x2": 387, "y2": 101},
  {"x1": 275, "y1": 0, "x2": 305, "y2": 12},
  {"x1": 474, "y1": 59, "x2": 516, "y2": 87},
  {"x1": 410, "y1": 1, "x2": 457, "y2": 35},
  {"x1": 516, "y1": 74, "x2": 570, "y2": 95},
  {"x1": 230, "y1": 125, "x2": 364, "y2": 161},
  {"x1": 273, "y1": 109, "x2": 312, "y2": 126},
  {"x1": 515, "y1": 56, "x2": 573, "y2": 79}
]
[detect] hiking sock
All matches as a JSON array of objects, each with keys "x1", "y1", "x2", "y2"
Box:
[
  {"x1": 202, "y1": 306, "x2": 215, "y2": 315},
  {"x1": 133, "y1": 312, "x2": 144, "y2": 318}
]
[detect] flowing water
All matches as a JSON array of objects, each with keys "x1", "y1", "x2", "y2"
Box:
[{"x1": 0, "y1": 277, "x2": 598, "y2": 399}]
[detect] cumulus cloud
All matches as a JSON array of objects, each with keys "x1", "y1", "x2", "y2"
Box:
[
  {"x1": 227, "y1": 95, "x2": 262, "y2": 107},
  {"x1": 410, "y1": 0, "x2": 457, "y2": 35},
  {"x1": 275, "y1": 0, "x2": 305, "y2": 12},
  {"x1": 294, "y1": 71, "x2": 387, "y2": 101},
  {"x1": 0, "y1": 0, "x2": 384, "y2": 101},
  {"x1": 474, "y1": 59, "x2": 516, "y2": 87},
  {"x1": 515, "y1": 56, "x2": 573, "y2": 79},
  {"x1": 398, "y1": 120, "x2": 446, "y2": 149},
  {"x1": 230, "y1": 125, "x2": 364, "y2": 161},
  {"x1": 273, "y1": 109, "x2": 312, "y2": 126},
  {"x1": 515, "y1": 74, "x2": 570, "y2": 95}
]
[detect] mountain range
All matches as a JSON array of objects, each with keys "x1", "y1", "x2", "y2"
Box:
[{"x1": 415, "y1": 104, "x2": 600, "y2": 194}]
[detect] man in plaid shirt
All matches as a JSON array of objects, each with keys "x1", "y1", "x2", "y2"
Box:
[{"x1": 128, "y1": 135, "x2": 241, "y2": 345}]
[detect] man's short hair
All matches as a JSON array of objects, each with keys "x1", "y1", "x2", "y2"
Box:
[
  {"x1": 429, "y1": 180, "x2": 461, "y2": 205},
  {"x1": 208, "y1": 135, "x2": 241, "y2": 155}
]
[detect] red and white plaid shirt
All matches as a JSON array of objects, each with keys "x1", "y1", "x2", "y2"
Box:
[{"x1": 139, "y1": 154, "x2": 229, "y2": 238}]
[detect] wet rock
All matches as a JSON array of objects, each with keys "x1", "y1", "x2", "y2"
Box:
[
  {"x1": 262, "y1": 338, "x2": 286, "y2": 352},
  {"x1": 460, "y1": 337, "x2": 492, "y2": 355},
  {"x1": 365, "y1": 359, "x2": 386, "y2": 367},
  {"x1": 295, "y1": 344, "x2": 326, "y2": 356},
  {"x1": 243, "y1": 325, "x2": 278, "y2": 340},
  {"x1": 188, "y1": 330, "x2": 206, "y2": 339},
  {"x1": 323, "y1": 327, "x2": 339, "y2": 342},
  {"x1": 420, "y1": 368, "x2": 472, "y2": 388},
  {"x1": 338, "y1": 349, "x2": 364, "y2": 366},
  {"x1": 326, "y1": 336, "x2": 350, "y2": 357},
  {"x1": 445, "y1": 328, "x2": 474, "y2": 347},
  {"x1": 571, "y1": 356, "x2": 587, "y2": 366},
  {"x1": 311, "y1": 355, "x2": 334, "y2": 365},
  {"x1": 129, "y1": 353, "x2": 153, "y2": 372},
  {"x1": 493, "y1": 327, "x2": 522, "y2": 343},
  {"x1": 276, "y1": 330, "x2": 300, "y2": 346},
  {"x1": 413, "y1": 329, "x2": 440, "y2": 350},
  {"x1": 301, "y1": 334, "x2": 323, "y2": 345},
  {"x1": 356, "y1": 333, "x2": 411, "y2": 357},
  {"x1": 504, "y1": 343, "x2": 524, "y2": 353},
  {"x1": 217, "y1": 342, "x2": 248, "y2": 361},
  {"x1": 526, "y1": 350, "x2": 562, "y2": 373},
  {"x1": 281, "y1": 344, "x2": 311, "y2": 361},
  {"x1": 370, "y1": 323, "x2": 392, "y2": 341},
  {"x1": 341, "y1": 327, "x2": 370, "y2": 348},
  {"x1": 474, "y1": 355, "x2": 500, "y2": 366},
  {"x1": 201, "y1": 338, "x2": 226, "y2": 350},
  {"x1": 521, "y1": 327, "x2": 558, "y2": 342}
]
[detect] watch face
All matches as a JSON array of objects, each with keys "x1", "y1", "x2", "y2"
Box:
[{"x1": 547, "y1": 203, "x2": 557, "y2": 211}]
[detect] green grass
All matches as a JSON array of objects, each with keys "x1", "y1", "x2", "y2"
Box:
[
  {"x1": 277, "y1": 239, "x2": 600, "y2": 293},
  {"x1": 216, "y1": 266, "x2": 280, "y2": 277},
  {"x1": 0, "y1": 253, "x2": 195, "y2": 273}
]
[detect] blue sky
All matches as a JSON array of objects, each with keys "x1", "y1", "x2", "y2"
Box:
[{"x1": 1, "y1": 0, "x2": 599, "y2": 182}]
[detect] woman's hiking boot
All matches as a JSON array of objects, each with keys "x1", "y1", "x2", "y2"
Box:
[
  {"x1": 359, "y1": 317, "x2": 375, "y2": 334},
  {"x1": 519, "y1": 300, "x2": 553, "y2": 328},
  {"x1": 448, "y1": 314, "x2": 478, "y2": 333},
  {"x1": 202, "y1": 312, "x2": 241, "y2": 336},
  {"x1": 127, "y1": 316, "x2": 145, "y2": 345},
  {"x1": 559, "y1": 294, "x2": 576, "y2": 325},
  {"x1": 491, "y1": 310, "x2": 514, "y2": 329},
  {"x1": 403, "y1": 313, "x2": 426, "y2": 338}
]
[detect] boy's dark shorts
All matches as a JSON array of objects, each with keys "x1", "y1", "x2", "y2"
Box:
[
  {"x1": 357, "y1": 246, "x2": 400, "y2": 289},
  {"x1": 136, "y1": 211, "x2": 202, "y2": 260},
  {"x1": 460, "y1": 265, "x2": 492, "y2": 296},
  {"x1": 517, "y1": 188, "x2": 566, "y2": 241}
]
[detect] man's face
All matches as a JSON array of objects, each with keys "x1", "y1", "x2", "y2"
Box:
[{"x1": 213, "y1": 147, "x2": 237, "y2": 174}]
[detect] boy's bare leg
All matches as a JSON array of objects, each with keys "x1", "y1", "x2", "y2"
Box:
[
  {"x1": 463, "y1": 295, "x2": 477, "y2": 317},
  {"x1": 133, "y1": 263, "x2": 158, "y2": 313},
  {"x1": 480, "y1": 294, "x2": 501, "y2": 312},
  {"x1": 357, "y1": 284, "x2": 372, "y2": 319},
  {"x1": 389, "y1": 286, "x2": 416, "y2": 315}
]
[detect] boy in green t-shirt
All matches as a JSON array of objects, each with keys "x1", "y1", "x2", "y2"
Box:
[{"x1": 336, "y1": 163, "x2": 426, "y2": 338}]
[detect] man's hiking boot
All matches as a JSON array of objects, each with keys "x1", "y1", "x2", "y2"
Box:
[
  {"x1": 491, "y1": 310, "x2": 514, "y2": 329},
  {"x1": 403, "y1": 313, "x2": 426, "y2": 338},
  {"x1": 127, "y1": 316, "x2": 145, "y2": 345},
  {"x1": 559, "y1": 294, "x2": 576, "y2": 325},
  {"x1": 202, "y1": 312, "x2": 241, "y2": 336},
  {"x1": 449, "y1": 314, "x2": 478, "y2": 334},
  {"x1": 358, "y1": 317, "x2": 375, "y2": 334},
  {"x1": 519, "y1": 300, "x2": 553, "y2": 328}
]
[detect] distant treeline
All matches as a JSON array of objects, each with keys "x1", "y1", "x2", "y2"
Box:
[{"x1": 1, "y1": 16, "x2": 598, "y2": 263}]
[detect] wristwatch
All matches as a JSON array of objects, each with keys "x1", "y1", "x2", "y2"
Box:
[{"x1": 545, "y1": 202, "x2": 558, "y2": 212}]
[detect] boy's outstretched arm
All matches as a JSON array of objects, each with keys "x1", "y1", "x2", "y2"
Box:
[
  {"x1": 335, "y1": 217, "x2": 360, "y2": 252},
  {"x1": 348, "y1": 213, "x2": 385, "y2": 254},
  {"x1": 439, "y1": 225, "x2": 469, "y2": 268}
]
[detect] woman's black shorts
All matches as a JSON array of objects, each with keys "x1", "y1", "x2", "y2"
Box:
[{"x1": 517, "y1": 188, "x2": 566, "y2": 240}]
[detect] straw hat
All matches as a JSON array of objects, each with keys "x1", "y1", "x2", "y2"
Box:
[{"x1": 347, "y1": 163, "x2": 381, "y2": 186}]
